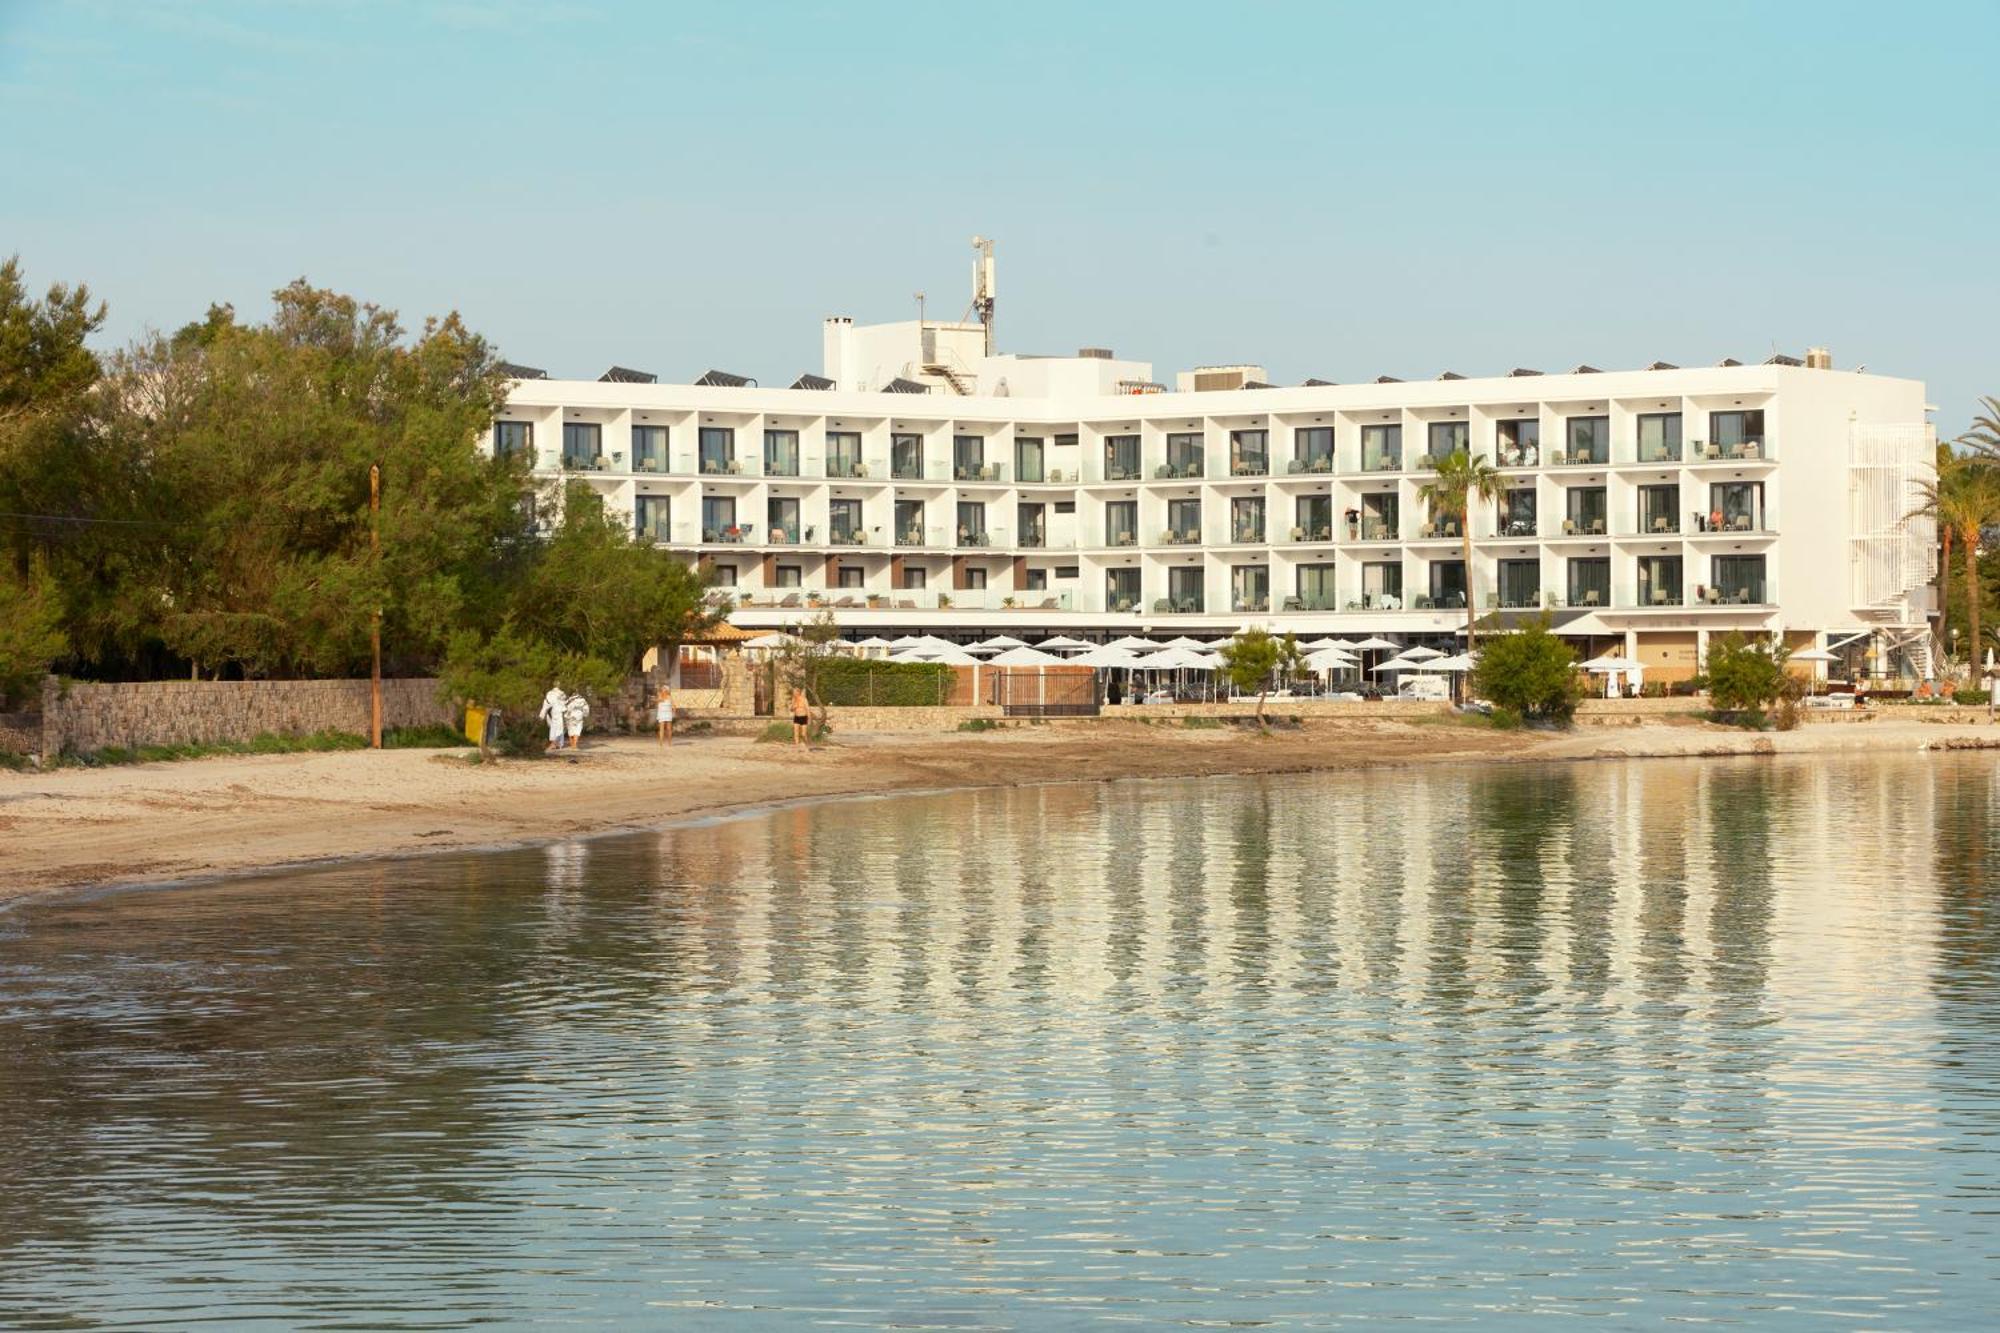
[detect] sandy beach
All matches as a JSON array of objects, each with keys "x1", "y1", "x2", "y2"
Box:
[{"x1": 3, "y1": 714, "x2": 1996, "y2": 902}]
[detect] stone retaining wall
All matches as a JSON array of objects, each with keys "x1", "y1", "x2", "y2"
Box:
[{"x1": 36, "y1": 677, "x2": 456, "y2": 756}]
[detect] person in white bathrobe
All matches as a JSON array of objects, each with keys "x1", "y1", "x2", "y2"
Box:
[
  {"x1": 563, "y1": 692, "x2": 590, "y2": 749},
  {"x1": 539, "y1": 684, "x2": 567, "y2": 753}
]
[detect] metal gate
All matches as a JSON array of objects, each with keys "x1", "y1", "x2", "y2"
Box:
[{"x1": 989, "y1": 667, "x2": 1099, "y2": 717}]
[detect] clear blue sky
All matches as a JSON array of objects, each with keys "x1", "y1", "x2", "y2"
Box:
[{"x1": 4, "y1": 0, "x2": 1995, "y2": 433}]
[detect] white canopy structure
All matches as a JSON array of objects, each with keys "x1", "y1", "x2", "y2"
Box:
[
  {"x1": 1304, "y1": 648, "x2": 1359, "y2": 672},
  {"x1": 1580, "y1": 653, "x2": 1643, "y2": 672},
  {"x1": 1072, "y1": 644, "x2": 1140, "y2": 669},
  {"x1": 1035, "y1": 635, "x2": 1093, "y2": 652},
  {"x1": 854, "y1": 636, "x2": 891, "y2": 648},
  {"x1": 1161, "y1": 636, "x2": 1209, "y2": 651},
  {"x1": 1371, "y1": 655, "x2": 1420, "y2": 674},
  {"x1": 745, "y1": 632, "x2": 798, "y2": 649},
  {"x1": 1132, "y1": 647, "x2": 1217, "y2": 671},
  {"x1": 973, "y1": 635, "x2": 1029, "y2": 651},
  {"x1": 1431, "y1": 653, "x2": 1476, "y2": 672},
  {"x1": 1107, "y1": 635, "x2": 1162, "y2": 651},
  {"x1": 890, "y1": 644, "x2": 981, "y2": 666},
  {"x1": 1352, "y1": 636, "x2": 1399, "y2": 651},
  {"x1": 986, "y1": 645, "x2": 1065, "y2": 667},
  {"x1": 1401, "y1": 645, "x2": 1445, "y2": 661}
]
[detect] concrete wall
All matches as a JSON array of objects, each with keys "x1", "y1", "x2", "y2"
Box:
[{"x1": 36, "y1": 677, "x2": 456, "y2": 756}]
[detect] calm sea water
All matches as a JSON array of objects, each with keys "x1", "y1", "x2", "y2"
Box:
[{"x1": 2, "y1": 755, "x2": 1997, "y2": 1329}]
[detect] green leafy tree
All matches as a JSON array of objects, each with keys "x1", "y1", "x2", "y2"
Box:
[
  {"x1": 1418, "y1": 448, "x2": 1503, "y2": 649},
  {"x1": 1218, "y1": 627, "x2": 1293, "y2": 721},
  {"x1": 0, "y1": 563, "x2": 66, "y2": 707},
  {"x1": 1470, "y1": 615, "x2": 1585, "y2": 725},
  {"x1": 438, "y1": 623, "x2": 621, "y2": 756},
  {"x1": 1705, "y1": 631, "x2": 1790, "y2": 716},
  {"x1": 0, "y1": 255, "x2": 103, "y2": 433},
  {"x1": 771, "y1": 608, "x2": 843, "y2": 733}
]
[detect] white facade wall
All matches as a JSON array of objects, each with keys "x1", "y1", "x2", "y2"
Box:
[{"x1": 488, "y1": 364, "x2": 1933, "y2": 663}]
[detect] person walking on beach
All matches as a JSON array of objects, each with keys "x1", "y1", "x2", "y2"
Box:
[
  {"x1": 539, "y1": 682, "x2": 567, "y2": 753},
  {"x1": 563, "y1": 691, "x2": 590, "y2": 750},
  {"x1": 655, "y1": 684, "x2": 675, "y2": 748},
  {"x1": 790, "y1": 685, "x2": 811, "y2": 747}
]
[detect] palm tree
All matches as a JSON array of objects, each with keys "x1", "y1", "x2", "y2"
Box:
[
  {"x1": 1911, "y1": 451, "x2": 2000, "y2": 677},
  {"x1": 1419, "y1": 447, "x2": 1503, "y2": 649},
  {"x1": 1960, "y1": 395, "x2": 2000, "y2": 462}
]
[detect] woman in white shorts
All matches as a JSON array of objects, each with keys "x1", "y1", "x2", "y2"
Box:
[{"x1": 655, "y1": 685, "x2": 675, "y2": 747}]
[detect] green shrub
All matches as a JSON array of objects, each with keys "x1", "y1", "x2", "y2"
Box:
[
  {"x1": 812, "y1": 657, "x2": 955, "y2": 707},
  {"x1": 0, "y1": 749, "x2": 31, "y2": 771},
  {"x1": 1471, "y1": 615, "x2": 1586, "y2": 725},
  {"x1": 1703, "y1": 708, "x2": 1773, "y2": 730},
  {"x1": 956, "y1": 717, "x2": 1001, "y2": 732},
  {"x1": 1182, "y1": 714, "x2": 1223, "y2": 729},
  {"x1": 1706, "y1": 633, "x2": 1788, "y2": 714},
  {"x1": 757, "y1": 720, "x2": 829, "y2": 743},
  {"x1": 1489, "y1": 705, "x2": 1523, "y2": 729},
  {"x1": 383, "y1": 723, "x2": 470, "y2": 748},
  {"x1": 1954, "y1": 689, "x2": 1991, "y2": 706}
]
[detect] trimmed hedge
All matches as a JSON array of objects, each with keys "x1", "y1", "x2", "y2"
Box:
[{"x1": 813, "y1": 658, "x2": 956, "y2": 707}]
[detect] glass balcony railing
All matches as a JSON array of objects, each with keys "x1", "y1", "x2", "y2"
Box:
[{"x1": 1286, "y1": 455, "x2": 1336, "y2": 475}]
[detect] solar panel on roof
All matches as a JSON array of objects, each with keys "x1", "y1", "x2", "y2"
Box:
[
  {"x1": 1508, "y1": 367, "x2": 1543, "y2": 377},
  {"x1": 695, "y1": 369, "x2": 754, "y2": 387},
  {"x1": 497, "y1": 361, "x2": 548, "y2": 380},
  {"x1": 790, "y1": 372, "x2": 834, "y2": 390},
  {"x1": 881, "y1": 377, "x2": 930, "y2": 394},
  {"x1": 599, "y1": 365, "x2": 657, "y2": 384},
  {"x1": 1301, "y1": 378, "x2": 1337, "y2": 387}
]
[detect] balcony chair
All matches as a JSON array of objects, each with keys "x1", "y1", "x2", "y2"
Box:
[{"x1": 1153, "y1": 598, "x2": 1174, "y2": 613}]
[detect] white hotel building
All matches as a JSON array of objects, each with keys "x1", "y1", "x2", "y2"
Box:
[{"x1": 483, "y1": 304, "x2": 1938, "y2": 682}]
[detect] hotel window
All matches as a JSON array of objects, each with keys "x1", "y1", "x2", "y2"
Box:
[
  {"x1": 1497, "y1": 488, "x2": 1537, "y2": 536},
  {"x1": 774, "y1": 564, "x2": 802, "y2": 588},
  {"x1": 1636, "y1": 412, "x2": 1682, "y2": 463},
  {"x1": 1293, "y1": 426, "x2": 1334, "y2": 473},
  {"x1": 1296, "y1": 562, "x2": 1337, "y2": 610},
  {"x1": 829, "y1": 498, "x2": 862, "y2": 543},
  {"x1": 634, "y1": 495, "x2": 670, "y2": 542},
  {"x1": 1497, "y1": 558, "x2": 1540, "y2": 609},
  {"x1": 964, "y1": 568, "x2": 987, "y2": 591},
  {"x1": 710, "y1": 562, "x2": 737, "y2": 587},
  {"x1": 894, "y1": 499, "x2": 925, "y2": 545},
  {"x1": 701, "y1": 496, "x2": 736, "y2": 540},
  {"x1": 1637, "y1": 483, "x2": 1680, "y2": 535},
  {"x1": 767, "y1": 496, "x2": 801, "y2": 542},
  {"x1": 1361, "y1": 423, "x2": 1402, "y2": 472},
  {"x1": 825, "y1": 431, "x2": 862, "y2": 478},
  {"x1": 1429, "y1": 560, "x2": 1467, "y2": 608},
  {"x1": 1230, "y1": 496, "x2": 1266, "y2": 543},
  {"x1": 493, "y1": 420, "x2": 533, "y2": 461},
  {"x1": 1710, "y1": 554, "x2": 1767, "y2": 604},
  {"x1": 1496, "y1": 419, "x2": 1540, "y2": 466},
  {"x1": 631, "y1": 424, "x2": 668, "y2": 472},
  {"x1": 1565, "y1": 486, "x2": 1607, "y2": 535},
  {"x1": 763, "y1": 429, "x2": 800, "y2": 477},
  {"x1": 1104, "y1": 500, "x2": 1138, "y2": 547},
  {"x1": 1426, "y1": 420, "x2": 1468, "y2": 465},
  {"x1": 1105, "y1": 434, "x2": 1140, "y2": 480},
  {"x1": 837, "y1": 566, "x2": 865, "y2": 589},
  {"x1": 1024, "y1": 567, "x2": 1048, "y2": 591},
  {"x1": 953, "y1": 434, "x2": 986, "y2": 481},
  {"x1": 1166, "y1": 498, "x2": 1202, "y2": 544},
  {"x1": 1165, "y1": 432, "x2": 1204, "y2": 478},
  {"x1": 1230, "y1": 429, "x2": 1269, "y2": 476},
  {"x1": 1055, "y1": 565, "x2": 1079, "y2": 579},
  {"x1": 1231, "y1": 564, "x2": 1270, "y2": 612},
  {"x1": 699, "y1": 426, "x2": 735, "y2": 474},
  {"x1": 1567, "y1": 557, "x2": 1610, "y2": 607},
  {"x1": 1708, "y1": 481, "x2": 1765, "y2": 531},
  {"x1": 956, "y1": 501, "x2": 988, "y2": 545},
  {"x1": 1361, "y1": 560, "x2": 1403, "y2": 607},
  {"x1": 1015, "y1": 436, "x2": 1044, "y2": 483},
  {"x1": 1018, "y1": 502, "x2": 1047, "y2": 547},
  {"x1": 1359, "y1": 492, "x2": 1399, "y2": 541},
  {"x1": 1295, "y1": 495, "x2": 1333, "y2": 541},
  {"x1": 1636, "y1": 554, "x2": 1683, "y2": 606},
  {"x1": 1105, "y1": 567, "x2": 1141, "y2": 612},
  {"x1": 1167, "y1": 566, "x2": 1204, "y2": 612},
  {"x1": 1562, "y1": 415, "x2": 1608, "y2": 465},
  {"x1": 902, "y1": 565, "x2": 927, "y2": 590},
  {"x1": 563, "y1": 422, "x2": 602, "y2": 468},
  {"x1": 1708, "y1": 409, "x2": 1766, "y2": 455},
  {"x1": 891, "y1": 432, "x2": 924, "y2": 479}
]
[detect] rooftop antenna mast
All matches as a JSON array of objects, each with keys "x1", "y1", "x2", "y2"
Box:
[{"x1": 967, "y1": 235, "x2": 995, "y2": 356}]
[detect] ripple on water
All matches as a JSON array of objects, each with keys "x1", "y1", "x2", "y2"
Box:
[{"x1": 1, "y1": 753, "x2": 1997, "y2": 1328}]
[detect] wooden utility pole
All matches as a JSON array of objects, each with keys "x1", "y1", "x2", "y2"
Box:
[{"x1": 369, "y1": 463, "x2": 382, "y2": 749}]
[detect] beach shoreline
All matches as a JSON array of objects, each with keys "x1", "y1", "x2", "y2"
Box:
[{"x1": 4, "y1": 714, "x2": 1997, "y2": 905}]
